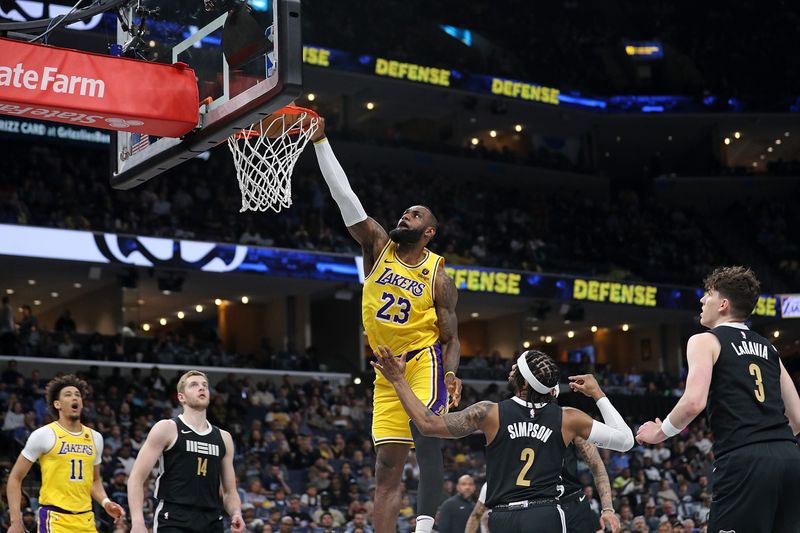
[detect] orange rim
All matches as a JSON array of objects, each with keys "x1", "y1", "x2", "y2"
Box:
[{"x1": 233, "y1": 104, "x2": 319, "y2": 139}]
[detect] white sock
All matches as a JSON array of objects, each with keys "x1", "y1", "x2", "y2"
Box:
[{"x1": 414, "y1": 514, "x2": 434, "y2": 533}]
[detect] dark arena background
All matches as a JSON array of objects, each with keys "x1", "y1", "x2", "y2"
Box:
[{"x1": 1, "y1": 1, "x2": 799, "y2": 532}]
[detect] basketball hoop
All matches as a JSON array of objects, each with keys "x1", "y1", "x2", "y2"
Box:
[{"x1": 227, "y1": 104, "x2": 320, "y2": 213}]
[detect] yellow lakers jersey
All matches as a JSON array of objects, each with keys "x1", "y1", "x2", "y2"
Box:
[
  {"x1": 363, "y1": 241, "x2": 443, "y2": 354},
  {"x1": 39, "y1": 422, "x2": 96, "y2": 512}
]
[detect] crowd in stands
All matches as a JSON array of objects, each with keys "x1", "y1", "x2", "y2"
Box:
[
  {"x1": 305, "y1": 0, "x2": 800, "y2": 110},
  {"x1": 2, "y1": 357, "x2": 788, "y2": 533},
  {"x1": 0, "y1": 142, "x2": 740, "y2": 288},
  {"x1": 0, "y1": 302, "x2": 322, "y2": 375}
]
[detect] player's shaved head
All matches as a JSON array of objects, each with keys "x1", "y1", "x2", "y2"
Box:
[{"x1": 415, "y1": 205, "x2": 439, "y2": 229}]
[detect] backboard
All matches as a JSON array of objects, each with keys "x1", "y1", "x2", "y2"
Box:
[{"x1": 110, "y1": 0, "x2": 302, "y2": 189}]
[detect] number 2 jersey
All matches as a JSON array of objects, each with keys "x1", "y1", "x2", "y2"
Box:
[
  {"x1": 21, "y1": 422, "x2": 103, "y2": 512},
  {"x1": 707, "y1": 323, "x2": 795, "y2": 458},
  {"x1": 362, "y1": 241, "x2": 444, "y2": 354},
  {"x1": 484, "y1": 398, "x2": 565, "y2": 508},
  {"x1": 154, "y1": 415, "x2": 226, "y2": 510}
]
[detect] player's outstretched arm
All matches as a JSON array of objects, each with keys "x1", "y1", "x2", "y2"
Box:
[
  {"x1": 371, "y1": 345, "x2": 499, "y2": 439},
  {"x1": 127, "y1": 420, "x2": 175, "y2": 533},
  {"x1": 435, "y1": 268, "x2": 462, "y2": 408},
  {"x1": 574, "y1": 437, "x2": 619, "y2": 533},
  {"x1": 566, "y1": 375, "x2": 634, "y2": 452},
  {"x1": 779, "y1": 358, "x2": 800, "y2": 435},
  {"x1": 637, "y1": 333, "x2": 715, "y2": 444},
  {"x1": 6, "y1": 455, "x2": 35, "y2": 533},
  {"x1": 220, "y1": 430, "x2": 244, "y2": 533},
  {"x1": 311, "y1": 118, "x2": 388, "y2": 271}
]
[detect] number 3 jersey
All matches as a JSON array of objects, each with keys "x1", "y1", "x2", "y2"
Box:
[
  {"x1": 362, "y1": 241, "x2": 444, "y2": 354},
  {"x1": 707, "y1": 323, "x2": 795, "y2": 458},
  {"x1": 154, "y1": 415, "x2": 226, "y2": 509},
  {"x1": 484, "y1": 398, "x2": 565, "y2": 508},
  {"x1": 21, "y1": 422, "x2": 102, "y2": 512}
]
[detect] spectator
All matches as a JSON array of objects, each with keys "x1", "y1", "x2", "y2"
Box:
[
  {"x1": 0, "y1": 296, "x2": 14, "y2": 335},
  {"x1": 243, "y1": 502, "x2": 265, "y2": 531},
  {"x1": 436, "y1": 474, "x2": 475, "y2": 533},
  {"x1": 311, "y1": 492, "x2": 347, "y2": 527},
  {"x1": 54, "y1": 310, "x2": 77, "y2": 333},
  {"x1": 344, "y1": 512, "x2": 372, "y2": 533},
  {"x1": 57, "y1": 333, "x2": 78, "y2": 358},
  {"x1": 657, "y1": 479, "x2": 679, "y2": 506},
  {"x1": 284, "y1": 495, "x2": 312, "y2": 527}
]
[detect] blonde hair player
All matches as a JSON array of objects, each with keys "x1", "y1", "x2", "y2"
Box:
[
  {"x1": 127, "y1": 370, "x2": 244, "y2": 533},
  {"x1": 311, "y1": 119, "x2": 462, "y2": 533},
  {"x1": 6, "y1": 374, "x2": 125, "y2": 533}
]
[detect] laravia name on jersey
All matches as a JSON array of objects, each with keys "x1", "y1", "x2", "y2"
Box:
[
  {"x1": 731, "y1": 341, "x2": 769, "y2": 360},
  {"x1": 57, "y1": 442, "x2": 95, "y2": 456},
  {"x1": 0, "y1": 63, "x2": 105, "y2": 98},
  {"x1": 507, "y1": 422, "x2": 554, "y2": 442},
  {"x1": 375, "y1": 267, "x2": 426, "y2": 297}
]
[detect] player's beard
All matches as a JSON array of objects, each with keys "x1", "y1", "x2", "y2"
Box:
[
  {"x1": 184, "y1": 396, "x2": 210, "y2": 410},
  {"x1": 389, "y1": 226, "x2": 424, "y2": 244}
]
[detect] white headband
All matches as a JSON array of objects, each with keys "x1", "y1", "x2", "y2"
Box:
[{"x1": 516, "y1": 352, "x2": 558, "y2": 396}]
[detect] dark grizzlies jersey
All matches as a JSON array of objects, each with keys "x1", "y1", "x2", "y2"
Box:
[
  {"x1": 707, "y1": 324, "x2": 794, "y2": 457},
  {"x1": 485, "y1": 398, "x2": 565, "y2": 508},
  {"x1": 559, "y1": 443, "x2": 583, "y2": 496},
  {"x1": 154, "y1": 416, "x2": 226, "y2": 509}
]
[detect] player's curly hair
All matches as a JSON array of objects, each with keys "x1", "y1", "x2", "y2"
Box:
[
  {"x1": 703, "y1": 266, "x2": 760, "y2": 319},
  {"x1": 514, "y1": 350, "x2": 560, "y2": 405},
  {"x1": 45, "y1": 374, "x2": 89, "y2": 418}
]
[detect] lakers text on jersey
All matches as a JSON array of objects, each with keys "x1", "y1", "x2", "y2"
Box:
[
  {"x1": 39, "y1": 423, "x2": 97, "y2": 512},
  {"x1": 362, "y1": 241, "x2": 443, "y2": 355}
]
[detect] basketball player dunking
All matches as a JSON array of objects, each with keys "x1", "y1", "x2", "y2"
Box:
[
  {"x1": 127, "y1": 371, "x2": 244, "y2": 533},
  {"x1": 373, "y1": 347, "x2": 634, "y2": 533},
  {"x1": 637, "y1": 266, "x2": 800, "y2": 533},
  {"x1": 6, "y1": 375, "x2": 126, "y2": 533},
  {"x1": 311, "y1": 120, "x2": 462, "y2": 533}
]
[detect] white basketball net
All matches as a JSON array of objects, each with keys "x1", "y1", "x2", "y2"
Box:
[{"x1": 227, "y1": 111, "x2": 319, "y2": 213}]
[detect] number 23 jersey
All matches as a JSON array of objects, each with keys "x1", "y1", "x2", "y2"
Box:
[{"x1": 362, "y1": 241, "x2": 444, "y2": 354}]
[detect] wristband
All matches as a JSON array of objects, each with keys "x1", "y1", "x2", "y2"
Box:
[
  {"x1": 661, "y1": 414, "x2": 682, "y2": 438},
  {"x1": 601, "y1": 507, "x2": 615, "y2": 514},
  {"x1": 444, "y1": 371, "x2": 456, "y2": 379},
  {"x1": 102, "y1": 498, "x2": 112, "y2": 507}
]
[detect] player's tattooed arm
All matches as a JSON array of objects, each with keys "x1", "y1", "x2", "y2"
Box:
[
  {"x1": 574, "y1": 436, "x2": 613, "y2": 510},
  {"x1": 440, "y1": 401, "x2": 495, "y2": 438}
]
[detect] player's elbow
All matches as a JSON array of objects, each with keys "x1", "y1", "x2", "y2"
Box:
[
  {"x1": 685, "y1": 396, "x2": 707, "y2": 416},
  {"x1": 417, "y1": 418, "x2": 440, "y2": 437},
  {"x1": 621, "y1": 430, "x2": 635, "y2": 452}
]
